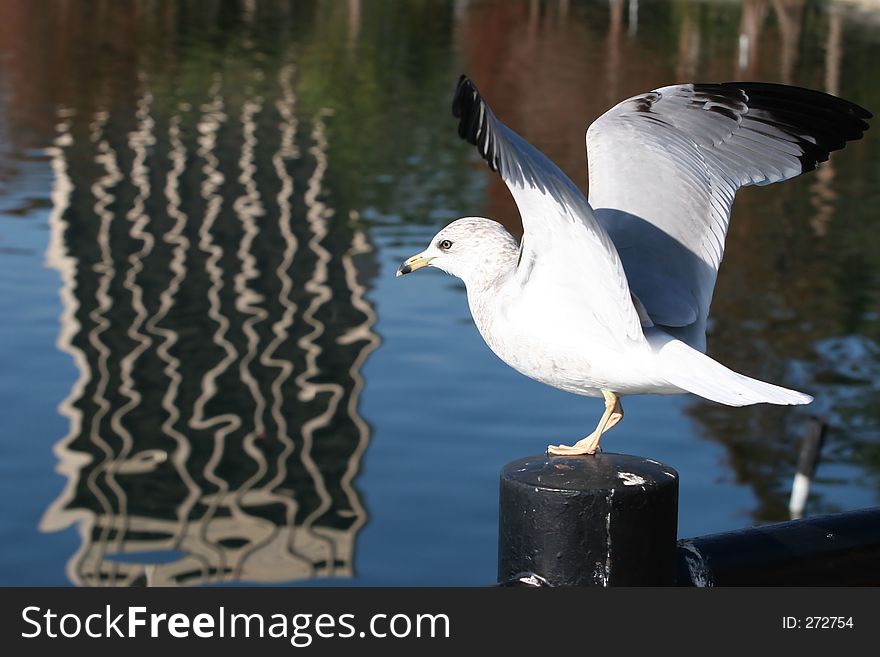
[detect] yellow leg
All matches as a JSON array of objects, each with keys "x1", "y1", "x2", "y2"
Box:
[{"x1": 547, "y1": 391, "x2": 623, "y2": 456}]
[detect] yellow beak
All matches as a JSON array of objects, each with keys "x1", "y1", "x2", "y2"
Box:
[{"x1": 396, "y1": 252, "x2": 434, "y2": 277}]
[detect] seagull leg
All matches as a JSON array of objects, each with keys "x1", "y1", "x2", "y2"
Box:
[
  {"x1": 547, "y1": 391, "x2": 623, "y2": 456},
  {"x1": 604, "y1": 393, "x2": 624, "y2": 431}
]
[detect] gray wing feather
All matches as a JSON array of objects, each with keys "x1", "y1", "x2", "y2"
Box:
[
  {"x1": 454, "y1": 75, "x2": 645, "y2": 342},
  {"x1": 587, "y1": 82, "x2": 870, "y2": 351}
]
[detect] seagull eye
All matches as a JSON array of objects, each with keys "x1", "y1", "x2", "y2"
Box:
[{"x1": 438, "y1": 239, "x2": 453, "y2": 251}]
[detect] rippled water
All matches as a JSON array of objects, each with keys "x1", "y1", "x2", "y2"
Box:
[{"x1": 1, "y1": 0, "x2": 878, "y2": 586}]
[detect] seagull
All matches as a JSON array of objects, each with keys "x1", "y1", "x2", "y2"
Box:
[{"x1": 397, "y1": 75, "x2": 871, "y2": 456}]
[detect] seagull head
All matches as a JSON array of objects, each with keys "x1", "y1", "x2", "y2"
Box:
[{"x1": 396, "y1": 217, "x2": 519, "y2": 287}]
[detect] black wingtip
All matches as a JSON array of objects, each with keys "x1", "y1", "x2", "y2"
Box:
[
  {"x1": 452, "y1": 74, "x2": 472, "y2": 119},
  {"x1": 724, "y1": 81, "x2": 873, "y2": 121},
  {"x1": 452, "y1": 74, "x2": 500, "y2": 172},
  {"x1": 713, "y1": 81, "x2": 872, "y2": 171}
]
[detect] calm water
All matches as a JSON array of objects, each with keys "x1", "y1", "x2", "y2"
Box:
[{"x1": 1, "y1": 0, "x2": 879, "y2": 586}]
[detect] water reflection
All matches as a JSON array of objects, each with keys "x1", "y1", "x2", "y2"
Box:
[
  {"x1": 39, "y1": 68, "x2": 378, "y2": 586},
  {"x1": 0, "y1": 0, "x2": 878, "y2": 586}
]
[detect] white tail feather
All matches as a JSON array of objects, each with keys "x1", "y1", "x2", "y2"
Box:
[{"x1": 656, "y1": 337, "x2": 812, "y2": 407}]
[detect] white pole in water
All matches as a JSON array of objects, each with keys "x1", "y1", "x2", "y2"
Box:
[{"x1": 789, "y1": 417, "x2": 827, "y2": 520}]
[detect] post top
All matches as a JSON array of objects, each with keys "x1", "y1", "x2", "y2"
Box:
[{"x1": 501, "y1": 452, "x2": 678, "y2": 493}]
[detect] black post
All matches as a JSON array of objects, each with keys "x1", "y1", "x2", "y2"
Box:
[{"x1": 498, "y1": 453, "x2": 679, "y2": 586}]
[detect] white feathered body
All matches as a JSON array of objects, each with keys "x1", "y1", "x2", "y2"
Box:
[
  {"x1": 468, "y1": 272, "x2": 810, "y2": 407},
  {"x1": 465, "y1": 243, "x2": 686, "y2": 397},
  {"x1": 467, "y1": 267, "x2": 680, "y2": 398}
]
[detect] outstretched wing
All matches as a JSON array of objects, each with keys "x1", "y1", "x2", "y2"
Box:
[
  {"x1": 453, "y1": 75, "x2": 644, "y2": 344},
  {"x1": 587, "y1": 82, "x2": 871, "y2": 351}
]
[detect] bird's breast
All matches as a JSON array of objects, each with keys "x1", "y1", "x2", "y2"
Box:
[{"x1": 467, "y1": 286, "x2": 664, "y2": 396}]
